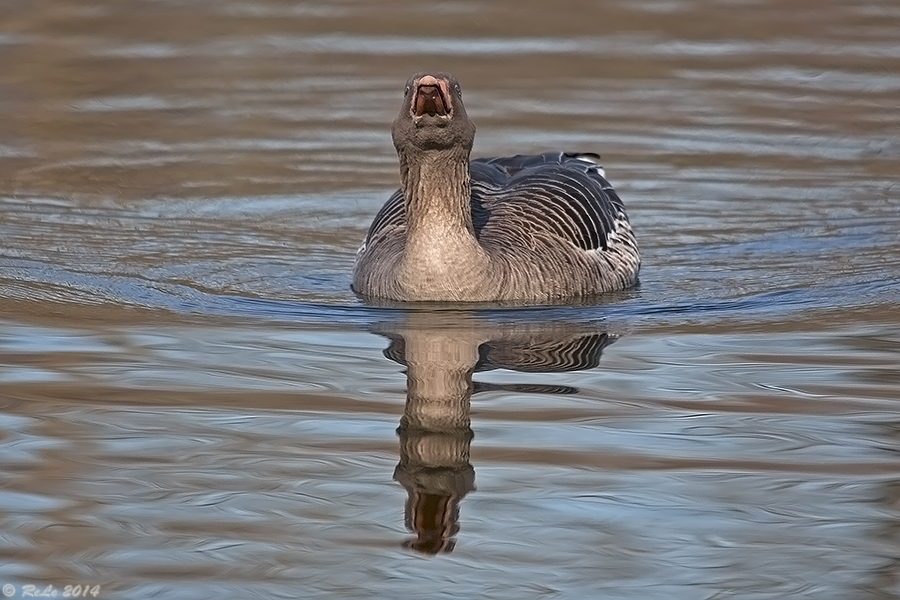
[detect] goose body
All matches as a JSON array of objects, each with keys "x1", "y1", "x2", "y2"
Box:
[{"x1": 352, "y1": 72, "x2": 640, "y2": 303}]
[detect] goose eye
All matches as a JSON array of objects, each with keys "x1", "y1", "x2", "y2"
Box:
[
  {"x1": 404, "y1": 85, "x2": 411, "y2": 96},
  {"x1": 453, "y1": 84, "x2": 461, "y2": 96}
]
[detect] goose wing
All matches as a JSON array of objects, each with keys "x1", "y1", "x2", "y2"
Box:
[
  {"x1": 360, "y1": 152, "x2": 629, "y2": 255},
  {"x1": 470, "y1": 152, "x2": 627, "y2": 253}
]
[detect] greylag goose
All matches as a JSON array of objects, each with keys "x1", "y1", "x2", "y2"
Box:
[{"x1": 352, "y1": 71, "x2": 640, "y2": 302}]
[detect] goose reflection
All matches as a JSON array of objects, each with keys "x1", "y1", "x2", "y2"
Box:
[{"x1": 374, "y1": 313, "x2": 616, "y2": 555}]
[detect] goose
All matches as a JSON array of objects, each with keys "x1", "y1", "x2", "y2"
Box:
[{"x1": 352, "y1": 71, "x2": 640, "y2": 303}]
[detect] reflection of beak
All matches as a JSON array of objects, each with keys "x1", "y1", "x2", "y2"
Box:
[
  {"x1": 404, "y1": 491, "x2": 459, "y2": 555},
  {"x1": 412, "y1": 75, "x2": 452, "y2": 118}
]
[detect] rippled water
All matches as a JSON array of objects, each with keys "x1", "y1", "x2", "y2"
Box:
[{"x1": 1, "y1": 1, "x2": 899, "y2": 598}]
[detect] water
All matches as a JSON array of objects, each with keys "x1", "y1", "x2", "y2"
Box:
[{"x1": 1, "y1": 0, "x2": 899, "y2": 598}]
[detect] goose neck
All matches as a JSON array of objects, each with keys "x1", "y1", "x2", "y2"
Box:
[{"x1": 400, "y1": 150, "x2": 474, "y2": 238}]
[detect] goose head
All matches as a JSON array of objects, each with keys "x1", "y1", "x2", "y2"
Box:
[{"x1": 392, "y1": 72, "x2": 476, "y2": 154}]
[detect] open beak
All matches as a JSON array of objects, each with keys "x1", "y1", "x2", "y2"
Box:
[{"x1": 412, "y1": 75, "x2": 452, "y2": 118}]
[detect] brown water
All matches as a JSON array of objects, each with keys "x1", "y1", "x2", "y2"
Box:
[{"x1": 2, "y1": 1, "x2": 900, "y2": 598}]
